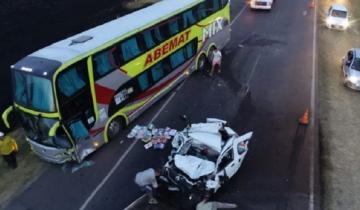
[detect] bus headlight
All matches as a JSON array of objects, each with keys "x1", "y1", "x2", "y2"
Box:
[
  {"x1": 93, "y1": 141, "x2": 100, "y2": 147},
  {"x1": 343, "y1": 20, "x2": 349, "y2": 28}
]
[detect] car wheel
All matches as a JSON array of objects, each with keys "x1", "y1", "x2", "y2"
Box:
[{"x1": 107, "y1": 117, "x2": 124, "y2": 141}]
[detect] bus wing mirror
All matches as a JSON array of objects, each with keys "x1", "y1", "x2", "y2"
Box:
[
  {"x1": 2, "y1": 106, "x2": 18, "y2": 130},
  {"x1": 48, "y1": 121, "x2": 61, "y2": 137}
]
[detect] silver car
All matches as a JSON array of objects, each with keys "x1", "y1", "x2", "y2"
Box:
[{"x1": 342, "y1": 48, "x2": 360, "y2": 90}]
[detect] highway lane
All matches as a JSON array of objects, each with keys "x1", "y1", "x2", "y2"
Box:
[
  {"x1": 6, "y1": 0, "x2": 319, "y2": 210},
  {"x1": 215, "y1": 0, "x2": 318, "y2": 209}
]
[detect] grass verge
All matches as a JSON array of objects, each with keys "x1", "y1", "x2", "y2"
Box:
[
  {"x1": 0, "y1": 129, "x2": 46, "y2": 209},
  {"x1": 318, "y1": 0, "x2": 360, "y2": 210}
]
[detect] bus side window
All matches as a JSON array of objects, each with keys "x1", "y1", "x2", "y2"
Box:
[
  {"x1": 142, "y1": 30, "x2": 156, "y2": 49},
  {"x1": 152, "y1": 26, "x2": 166, "y2": 44},
  {"x1": 93, "y1": 47, "x2": 118, "y2": 77},
  {"x1": 185, "y1": 40, "x2": 197, "y2": 59},
  {"x1": 162, "y1": 58, "x2": 172, "y2": 75},
  {"x1": 135, "y1": 33, "x2": 147, "y2": 53},
  {"x1": 137, "y1": 72, "x2": 152, "y2": 91},
  {"x1": 220, "y1": 0, "x2": 228, "y2": 8},
  {"x1": 120, "y1": 37, "x2": 142, "y2": 62},
  {"x1": 182, "y1": 10, "x2": 197, "y2": 29},
  {"x1": 170, "y1": 48, "x2": 186, "y2": 69},
  {"x1": 57, "y1": 63, "x2": 87, "y2": 98},
  {"x1": 151, "y1": 62, "x2": 165, "y2": 82},
  {"x1": 68, "y1": 120, "x2": 89, "y2": 141},
  {"x1": 206, "y1": 0, "x2": 221, "y2": 14},
  {"x1": 196, "y1": 3, "x2": 207, "y2": 21},
  {"x1": 168, "y1": 17, "x2": 181, "y2": 36}
]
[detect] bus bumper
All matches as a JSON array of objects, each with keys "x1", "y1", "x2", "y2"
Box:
[{"x1": 27, "y1": 138, "x2": 73, "y2": 164}]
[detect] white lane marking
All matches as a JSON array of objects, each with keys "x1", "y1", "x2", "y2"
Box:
[
  {"x1": 309, "y1": 0, "x2": 317, "y2": 210},
  {"x1": 79, "y1": 82, "x2": 185, "y2": 210},
  {"x1": 124, "y1": 195, "x2": 147, "y2": 210},
  {"x1": 246, "y1": 54, "x2": 261, "y2": 86},
  {"x1": 79, "y1": 135, "x2": 138, "y2": 210},
  {"x1": 230, "y1": 4, "x2": 247, "y2": 26}
]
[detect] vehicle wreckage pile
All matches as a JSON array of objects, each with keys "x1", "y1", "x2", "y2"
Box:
[{"x1": 160, "y1": 118, "x2": 253, "y2": 198}]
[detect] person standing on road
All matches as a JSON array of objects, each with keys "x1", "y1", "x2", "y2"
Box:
[
  {"x1": 210, "y1": 47, "x2": 222, "y2": 76},
  {"x1": 196, "y1": 194, "x2": 237, "y2": 210},
  {"x1": 0, "y1": 131, "x2": 18, "y2": 169},
  {"x1": 134, "y1": 168, "x2": 161, "y2": 204}
]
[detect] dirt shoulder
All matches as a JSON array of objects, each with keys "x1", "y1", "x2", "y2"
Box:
[
  {"x1": 318, "y1": 0, "x2": 360, "y2": 209},
  {"x1": 0, "y1": 129, "x2": 47, "y2": 209}
]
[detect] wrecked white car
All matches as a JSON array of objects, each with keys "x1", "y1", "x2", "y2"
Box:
[{"x1": 162, "y1": 118, "x2": 253, "y2": 196}]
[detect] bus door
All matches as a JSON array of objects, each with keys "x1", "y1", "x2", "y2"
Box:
[{"x1": 56, "y1": 59, "x2": 96, "y2": 161}]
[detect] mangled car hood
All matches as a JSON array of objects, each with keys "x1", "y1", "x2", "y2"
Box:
[{"x1": 174, "y1": 154, "x2": 215, "y2": 180}]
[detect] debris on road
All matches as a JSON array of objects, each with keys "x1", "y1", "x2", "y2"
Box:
[
  {"x1": 61, "y1": 160, "x2": 95, "y2": 173},
  {"x1": 127, "y1": 124, "x2": 177, "y2": 150}
]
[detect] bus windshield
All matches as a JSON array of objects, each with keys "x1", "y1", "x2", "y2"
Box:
[{"x1": 13, "y1": 70, "x2": 55, "y2": 112}]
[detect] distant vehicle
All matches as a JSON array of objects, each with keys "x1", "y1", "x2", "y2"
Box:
[
  {"x1": 162, "y1": 118, "x2": 253, "y2": 197},
  {"x1": 326, "y1": 4, "x2": 349, "y2": 30},
  {"x1": 250, "y1": 0, "x2": 273, "y2": 10},
  {"x1": 342, "y1": 49, "x2": 360, "y2": 90},
  {"x1": 2, "y1": 0, "x2": 231, "y2": 163}
]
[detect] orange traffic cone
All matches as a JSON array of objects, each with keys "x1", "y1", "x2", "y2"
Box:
[
  {"x1": 309, "y1": 0, "x2": 315, "y2": 8},
  {"x1": 299, "y1": 109, "x2": 310, "y2": 125}
]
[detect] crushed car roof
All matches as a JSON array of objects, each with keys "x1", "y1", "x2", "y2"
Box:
[{"x1": 188, "y1": 122, "x2": 224, "y2": 153}]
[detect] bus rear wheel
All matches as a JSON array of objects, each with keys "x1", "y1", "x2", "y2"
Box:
[
  {"x1": 107, "y1": 117, "x2": 124, "y2": 141},
  {"x1": 197, "y1": 54, "x2": 207, "y2": 72}
]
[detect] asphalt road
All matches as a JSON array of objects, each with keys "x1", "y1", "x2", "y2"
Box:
[{"x1": 6, "y1": 0, "x2": 319, "y2": 210}]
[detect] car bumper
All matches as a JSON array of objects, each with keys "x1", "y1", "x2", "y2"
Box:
[
  {"x1": 326, "y1": 23, "x2": 347, "y2": 30},
  {"x1": 250, "y1": 3, "x2": 271, "y2": 9},
  {"x1": 344, "y1": 80, "x2": 360, "y2": 90}
]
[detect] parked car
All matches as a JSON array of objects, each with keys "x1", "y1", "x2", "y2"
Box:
[
  {"x1": 326, "y1": 4, "x2": 349, "y2": 30},
  {"x1": 342, "y1": 48, "x2": 360, "y2": 90},
  {"x1": 250, "y1": 0, "x2": 273, "y2": 10},
  {"x1": 162, "y1": 118, "x2": 253, "y2": 198}
]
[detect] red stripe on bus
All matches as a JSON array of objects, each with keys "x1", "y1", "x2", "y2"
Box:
[
  {"x1": 134, "y1": 70, "x2": 183, "y2": 101},
  {"x1": 89, "y1": 127, "x2": 104, "y2": 137},
  {"x1": 95, "y1": 84, "x2": 115, "y2": 104}
]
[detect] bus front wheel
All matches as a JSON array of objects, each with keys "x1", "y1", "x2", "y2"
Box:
[{"x1": 107, "y1": 117, "x2": 124, "y2": 141}]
